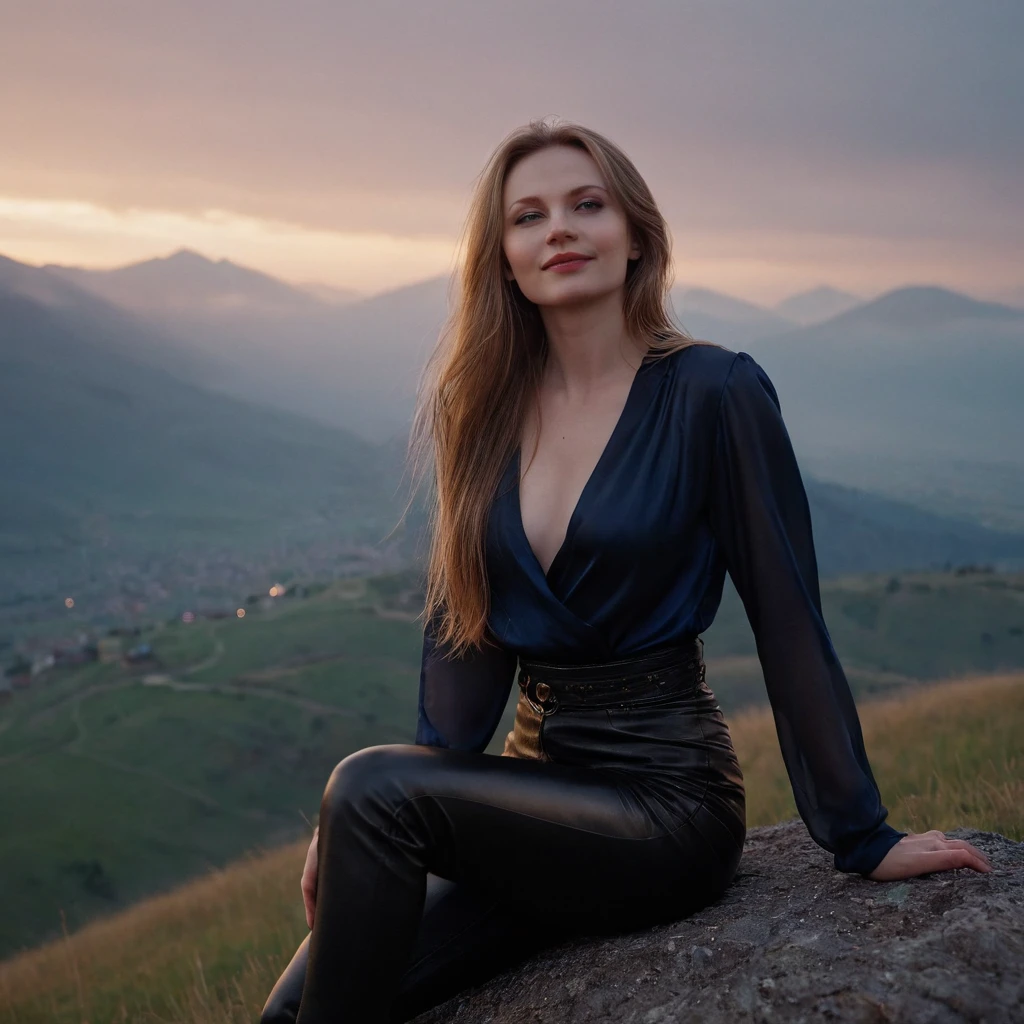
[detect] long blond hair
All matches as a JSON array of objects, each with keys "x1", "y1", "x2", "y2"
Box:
[{"x1": 403, "y1": 116, "x2": 712, "y2": 656}]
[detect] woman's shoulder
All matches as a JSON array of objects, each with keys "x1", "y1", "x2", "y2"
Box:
[{"x1": 652, "y1": 338, "x2": 747, "y2": 410}]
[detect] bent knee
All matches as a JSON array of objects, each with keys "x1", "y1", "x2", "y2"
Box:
[{"x1": 320, "y1": 743, "x2": 433, "y2": 826}]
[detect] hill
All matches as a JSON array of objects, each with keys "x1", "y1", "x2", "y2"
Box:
[
  {"x1": 0, "y1": 253, "x2": 216, "y2": 384},
  {"x1": 42, "y1": 250, "x2": 452, "y2": 443},
  {"x1": 773, "y1": 284, "x2": 863, "y2": 325},
  {"x1": 7, "y1": 249, "x2": 1024, "y2": 639},
  {"x1": 45, "y1": 248, "x2": 334, "y2": 316},
  {"x1": 741, "y1": 286, "x2": 1024, "y2": 529},
  {"x1": 667, "y1": 285, "x2": 794, "y2": 345},
  {"x1": 38, "y1": 251, "x2": 1024, "y2": 533},
  {"x1": 0, "y1": 276, "x2": 412, "y2": 631},
  {"x1": 0, "y1": 669, "x2": 1020, "y2": 1024},
  {"x1": 1, "y1": 565, "x2": 1023, "y2": 957}
]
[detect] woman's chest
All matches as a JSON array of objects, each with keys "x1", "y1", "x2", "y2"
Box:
[{"x1": 490, "y1": 395, "x2": 715, "y2": 593}]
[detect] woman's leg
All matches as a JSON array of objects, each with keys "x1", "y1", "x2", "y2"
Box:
[
  {"x1": 290, "y1": 741, "x2": 742, "y2": 1023},
  {"x1": 261, "y1": 871, "x2": 586, "y2": 1024}
]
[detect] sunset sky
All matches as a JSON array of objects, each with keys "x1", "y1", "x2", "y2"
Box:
[{"x1": 1, "y1": 0, "x2": 1021, "y2": 305}]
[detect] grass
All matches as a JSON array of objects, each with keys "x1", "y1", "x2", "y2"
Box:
[
  {"x1": 1, "y1": 669, "x2": 1020, "y2": 1024},
  {"x1": 730, "y1": 670, "x2": 1024, "y2": 839}
]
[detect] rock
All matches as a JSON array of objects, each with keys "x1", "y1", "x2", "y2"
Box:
[{"x1": 412, "y1": 820, "x2": 1024, "y2": 1023}]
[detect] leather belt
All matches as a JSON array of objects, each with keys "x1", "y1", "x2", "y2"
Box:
[{"x1": 516, "y1": 638, "x2": 706, "y2": 716}]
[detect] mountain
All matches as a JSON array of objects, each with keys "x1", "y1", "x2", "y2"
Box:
[
  {"x1": 20, "y1": 251, "x2": 1024, "y2": 531},
  {"x1": 4, "y1": 261, "x2": 1023, "y2": 580},
  {"x1": 801, "y1": 476, "x2": 1024, "y2": 574},
  {"x1": 0, "y1": 275, "x2": 411, "y2": 628},
  {"x1": 297, "y1": 281, "x2": 366, "y2": 306},
  {"x1": 820, "y1": 284, "x2": 1023, "y2": 331},
  {"x1": 774, "y1": 285, "x2": 862, "y2": 325},
  {"x1": 992, "y1": 284, "x2": 1024, "y2": 310},
  {"x1": 42, "y1": 252, "x2": 453, "y2": 443},
  {"x1": 44, "y1": 248, "x2": 328, "y2": 315},
  {"x1": 668, "y1": 285, "x2": 793, "y2": 346},
  {"x1": 0, "y1": 254, "x2": 215, "y2": 384},
  {"x1": 739, "y1": 285, "x2": 1024, "y2": 528}
]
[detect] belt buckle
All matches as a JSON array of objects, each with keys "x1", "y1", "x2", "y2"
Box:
[{"x1": 519, "y1": 673, "x2": 560, "y2": 716}]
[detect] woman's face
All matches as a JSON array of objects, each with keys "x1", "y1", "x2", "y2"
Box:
[{"x1": 501, "y1": 144, "x2": 640, "y2": 309}]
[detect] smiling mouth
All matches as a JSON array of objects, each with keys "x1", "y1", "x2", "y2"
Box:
[{"x1": 545, "y1": 257, "x2": 593, "y2": 271}]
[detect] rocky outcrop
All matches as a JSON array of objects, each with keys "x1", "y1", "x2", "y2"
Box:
[{"x1": 414, "y1": 820, "x2": 1024, "y2": 1023}]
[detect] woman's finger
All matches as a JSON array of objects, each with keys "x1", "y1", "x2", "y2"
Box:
[
  {"x1": 301, "y1": 829, "x2": 319, "y2": 929},
  {"x1": 910, "y1": 835, "x2": 990, "y2": 865},
  {"x1": 914, "y1": 847, "x2": 992, "y2": 875},
  {"x1": 940, "y1": 839, "x2": 992, "y2": 865}
]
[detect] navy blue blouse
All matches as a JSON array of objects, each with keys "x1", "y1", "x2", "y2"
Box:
[{"x1": 415, "y1": 342, "x2": 906, "y2": 877}]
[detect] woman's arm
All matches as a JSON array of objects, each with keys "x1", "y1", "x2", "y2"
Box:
[
  {"x1": 415, "y1": 603, "x2": 518, "y2": 752},
  {"x1": 707, "y1": 351, "x2": 908, "y2": 877}
]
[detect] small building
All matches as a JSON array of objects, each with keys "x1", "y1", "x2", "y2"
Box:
[
  {"x1": 123, "y1": 643, "x2": 155, "y2": 665},
  {"x1": 31, "y1": 653, "x2": 56, "y2": 676},
  {"x1": 5, "y1": 656, "x2": 32, "y2": 689},
  {"x1": 97, "y1": 637, "x2": 123, "y2": 663},
  {"x1": 52, "y1": 643, "x2": 99, "y2": 667}
]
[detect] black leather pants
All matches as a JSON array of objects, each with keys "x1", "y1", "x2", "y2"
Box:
[{"x1": 261, "y1": 641, "x2": 746, "y2": 1023}]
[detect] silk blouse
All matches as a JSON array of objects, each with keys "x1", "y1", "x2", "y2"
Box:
[{"x1": 414, "y1": 341, "x2": 906, "y2": 877}]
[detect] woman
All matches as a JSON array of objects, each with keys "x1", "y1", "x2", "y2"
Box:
[{"x1": 262, "y1": 118, "x2": 992, "y2": 1023}]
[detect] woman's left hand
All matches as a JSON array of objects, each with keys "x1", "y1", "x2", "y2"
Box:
[{"x1": 867, "y1": 829, "x2": 993, "y2": 881}]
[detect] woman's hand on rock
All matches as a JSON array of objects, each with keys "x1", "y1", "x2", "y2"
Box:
[
  {"x1": 867, "y1": 829, "x2": 992, "y2": 881},
  {"x1": 302, "y1": 826, "x2": 319, "y2": 929}
]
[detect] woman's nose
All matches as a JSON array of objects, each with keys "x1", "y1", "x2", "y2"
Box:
[{"x1": 546, "y1": 218, "x2": 577, "y2": 243}]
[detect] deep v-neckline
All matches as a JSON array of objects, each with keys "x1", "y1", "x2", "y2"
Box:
[{"x1": 514, "y1": 351, "x2": 655, "y2": 586}]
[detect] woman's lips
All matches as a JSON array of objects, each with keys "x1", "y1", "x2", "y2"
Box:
[{"x1": 546, "y1": 258, "x2": 593, "y2": 273}]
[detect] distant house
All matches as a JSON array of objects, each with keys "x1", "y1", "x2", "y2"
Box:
[
  {"x1": 52, "y1": 643, "x2": 99, "y2": 667},
  {"x1": 5, "y1": 656, "x2": 32, "y2": 689},
  {"x1": 31, "y1": 653, "x2": 55, "y2": 676},
  {"x1": 97, "y1": 637, "x2": 123, "y2": 663},
  {"x1": 123, "y1": 643, "x2": 155, "y2": 665}
]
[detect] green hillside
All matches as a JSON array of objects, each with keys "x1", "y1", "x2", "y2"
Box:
[
  {"x1": 0, "y1": 284, "x2": 412, "y2": 632},
  {"x1": 1, "y1": 668, "x2": 1020, "y2": 1024},
  {"x1": 2, "y1": 566, "x2": 1023, "y2": 956}
]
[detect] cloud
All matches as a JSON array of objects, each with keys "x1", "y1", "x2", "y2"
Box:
[
  {"x1": 0, "y1": 0, "x2": 1020, "y2": 297},
  {"x1": 0, "y1": 196, "x2": 455, "y2": 292}
]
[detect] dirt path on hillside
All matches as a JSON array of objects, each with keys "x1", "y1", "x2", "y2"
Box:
[
  {"x1": 1, "y1": 637, "x2": 355, "y2": 773},
  {"x1": 139, "y1": 676, "x2": 356, "y2": 717}
]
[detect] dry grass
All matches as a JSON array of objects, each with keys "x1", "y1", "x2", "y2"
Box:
[
  {"x1": 0, "y1": 841, "x2": 309, "y2": 1024},
  {"x1": 730, "y1": 670, "x2": 1024, "y2": 840},
  {"x1": 2, "y1": 671, "x2": 1021, "y2": 1024}
]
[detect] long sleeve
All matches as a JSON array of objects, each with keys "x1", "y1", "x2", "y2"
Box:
[
  {"x1": 414, "y1": 603, "x2": 518, "y2": 752},
  {"x1": 708, "y1": 351, "x2": 906, "y2": 876}
]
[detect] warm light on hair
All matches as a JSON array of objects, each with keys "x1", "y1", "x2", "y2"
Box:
[{"x1": 395, "y1": 116, "x2": 716, "y2": 657}]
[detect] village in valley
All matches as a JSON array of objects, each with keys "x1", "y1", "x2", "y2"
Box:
[{"x1": 0, "y1": 577, "x2": 348, "y2": 705}]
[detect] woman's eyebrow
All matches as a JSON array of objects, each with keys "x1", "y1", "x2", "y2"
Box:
[{"x1": 507, "y1": 184, "x2": 607, "y2": 213}]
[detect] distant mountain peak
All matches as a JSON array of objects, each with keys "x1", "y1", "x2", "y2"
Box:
[
  {"x1": 160, "y1": 248, "x2": 229, "y2": 269},
  {"x1": 669, "y1": 285, "x2": 790, "y2": 327},
  {"x1": 165, "y1": 246, "x2": 211, "y2": 261},
  {"x1": 829, "y1": 285, "x2": 1024, "y2": 330},
  {"x1": 41, "y1": 248, "x2": 327, "y2": 315},
  {"x1": 774, "y1": 285, "x2": 862, "y2": 326}
]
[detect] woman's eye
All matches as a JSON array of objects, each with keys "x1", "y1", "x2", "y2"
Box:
[{"x1": 515, "y1": 200, "x2": 603, "y2": 225}]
